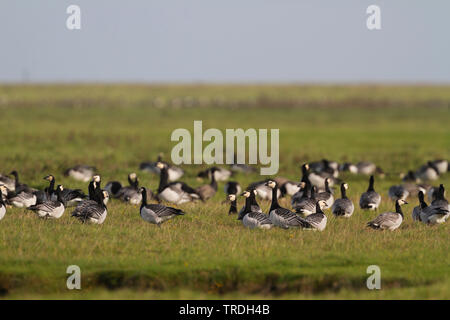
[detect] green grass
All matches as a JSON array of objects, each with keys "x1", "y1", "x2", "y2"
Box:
[{"x1": 0, "y1": 85, "x2": 449, "y2": 299}]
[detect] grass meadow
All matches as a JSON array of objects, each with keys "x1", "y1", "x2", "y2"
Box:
[{"x1": 0, "y1": 84, "x2": 449, "y2": 299}]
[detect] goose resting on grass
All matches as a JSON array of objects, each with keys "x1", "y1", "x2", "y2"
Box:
[
  {"x1": 64, "y1": 165, "x2": 96, "y2": 182},
  {"x1": 297, "y1": 200, "x2": 328, "y2": 231},
  {"x1": 139, "y1": 187, "x2": 185, "y2": 226},
  {"x1": 331, "y1": 183, "x2": 354, "y2": 218},
  {"x1": 71, "y1": 189, "x2": 109, "y2": 224},
  {"x1": 27, "y1": 185, "x2": 66, "y2": 219},
  {"x1": 367, "y1": 199, "x2": 407, "y2": 231},
  {"x1": 156, "y1": 162, "x2": 200, "y2": 204},
  {"x1": 44, "y1": 175, "x2": 86, "y2": 207}
]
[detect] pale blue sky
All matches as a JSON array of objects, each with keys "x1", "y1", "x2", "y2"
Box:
[{"x1": 1, "y1": 1, "x2": 449, "y2": 83}]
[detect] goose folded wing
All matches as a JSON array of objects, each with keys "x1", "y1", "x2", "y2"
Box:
[
  {"x1": 146, "y1": 204, "x2": 184, "y2": 217},
  {"x1": 248, "y1": 212, "x2": 272, "y2": 224}
]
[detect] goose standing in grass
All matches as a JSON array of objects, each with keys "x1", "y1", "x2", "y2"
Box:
[
  {"x1": 331, "y1": 183, "x2": 354, "y2": 218},
  {"x1": 224, "y1": 181, "x2": 241, "y2": 196},
  {"x1": 266, "y1": 180, "x2": 302, "y2": 229},
  {"x1": 430, "y1": 185, "x2": 449, "y2": 211},
  {"x1": 64, "y1": 165, "x2": 96, "y2": 182},
  {"x1": 227, "y1": 194, "x2": 238, "y2": 215},
  {"x1": 297, "y1": 200, "x2": 328, "y2": 231},
  {"x1": 237, "y1": 190, "x2": 273, "y2": 229},
  {"x1": 367, "y1": 199, "x2": 407, "y2": 231},
  {"x1": 8, "y1": 189, "x2": 37, "y2": 208},
  {"x1": 401, "y1": 170, "x2": 419, "y2": 183},
  {"x1": 0, "y1": 186, "x2": 7, "y2": 221},
  {"x1": 196, "y1": 168, "x2": 218, "y2": 201},
  {"x1": 27, "y1": 185, "x2": 66, "y2": 219},
  {"x1": 412, "y1": 191, "x2": 427, "y2": 222},
  {"x1": 293, "y1": 184, "x2": 317, "y2": 217},
  {"x1": 315, "y1": 178, "x2": 334, "y2": 209},
  {"x1": 139, "y1": 187, "x2": 185, "y2": 226},
  {"x1": 44, "y1": 175, "x2": 86, "y2": 207},
  {"x1": 0, "y1": 174, "x2": 15, "y2": 193},
  {"x1": 359, "y1": 175, "x2": 381, "y2": 210},
  {"x1": 388, "y1": 185, "x2": 409, "y2": 201},
  {"x1": 416, "y1": 161, "x2": 440, "y2": 181},
  {"x1": 156, "y1": 162, "x2": 200, "y2": 204},
  {"x1": 418, "y1": 187, "x2": 449, "y2": 225},
  {"x1": 71, "y1": 189, "x2": 109, "y2": 224},
  {"x1": 140, "y1": 154, "x2": 184, "y2": 182}
]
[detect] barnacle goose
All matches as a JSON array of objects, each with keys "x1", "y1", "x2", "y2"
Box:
[
  {"x1": 293, "y1": 183, "x2": 317, "y2": 217},
  {"x1": 71, "y1": 189, "x2": 109, "y2": 224},
  {"x1": 315, "y1": 178, "x2": 334, "y2": 209},
  {"x1": 418, "y1": 187, "x2": 449, "y2": 225},
  {"x1": 331, "y1": 183, "x2": 354, "y2": 218},
  {"x1": 416, "y1": 161, "x2": 440, "y2": 181},
  {"x1": 8, "y1": 190, "x2": 37, "y2": 208},
  {"x1": 156, "y1": 162, "x2": 200, "y2": 204},
  {"x1": 401, "y1": 171, "x2": 419, "y2": 183},
  {"x1": 64, "y1": 165, "x2": 96, "y2": 182},
  {"x1": 339, "y1": 162, "x2": 358, "y2": 174},
  {"x1": 275, "y1": 177, "x2": 300, "y2": 197},
  {"x1": 0, "y1": 185, "x2": 7, "y2": 221},
  {"x1": 356, "y1": 162, "x2": 377, "y2": 175},
  {"x1": 27, "y1": 185, "x2": 66, "y2": 219},
  {"x1": 224, "y1": 181, "x2": 241, "y2": 196},
  {"x1": 197, "y1": 167, "x2": 231, "y2": 182},
  {"x1": 297, "y1": 200, "x2": 328, "y2": 231},
  {"x1": 266, "y1": 180, "x2": 302, "y2": 229},
  {"x1": 140, "y1": 154, "x2": 184, "y2": 182},
  {"x1": 367, "y1": 199, "x2": 407, "y2": 231},
  {"x1": 44, "y1": 175, "x2": 86, "y2": 207},
  {"x1": 9, "y1": 171, "x2": 36, "y2": 194},
  {"x1": 237, "y1": 190, "x2": 273, "y2": 229},
  {"x1": 227, "y1": 194, "x2": 238, "y2": 215},
  {"x1": 104, "y1": 180, "x2": 123, "y2": 198},
  {"x1": 388, "y1": 185, "x2": 409, "y2": 201},
  {"x1": 247, "y1": 180, "x2": 280, "y2": 201},
  {"x1": 116, "y1": 173, "x2": 144, "y2": 205},
  {"x1": 359, "y1": 175, "x2": 381, "y2": 210},
  {"x1": 412, "y1": 191, "x2": 427, "y2": 222},
  {"x1": 431, "y1": 159, "x2": 448, "y2": 175},
  {"x1": 139, "y1": 187, "x2": 185, "y2": 226},
  {"x1": 196, "y1": 168, "x2": 218, "y2": 201},
  {"x1": 238, "y1": 185, "x2": 262, "y2": 217}
]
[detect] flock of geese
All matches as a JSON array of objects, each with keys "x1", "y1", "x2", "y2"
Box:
[{"x1": 0, "y1": 157, "x2": 448, "y2": 231}]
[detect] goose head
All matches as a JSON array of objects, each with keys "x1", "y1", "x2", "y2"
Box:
[
  {"x1": 93, "y1": 175, "x2": 101, "y2": 183},
  {"x1": 44, "y1": 175, "x2": 54, "y2": 182},
  {"x1": 396, "y1": 199, "x2": 408, "y2": 206},
  {"x1": 241, "y1": 190, "x2": 251, "y2": 198},
  {"x1": 264, "y1": 180, "x2": 277, "y2": 189},
  {"x1": 156, "y1": 162, "x2": 166, "y2": 170},
  {"x1": 0, "y1": 185, "x2": 7, "y2": 195},
  {"x1": 297, "y1": 181, "x2": 306, "y2": 188},
  {"x1": 102, "y1": 190, "x2": 110, "y2": 205},
  {"x1": 227, "y1": 194, "x2": 236, "y2": 202}
]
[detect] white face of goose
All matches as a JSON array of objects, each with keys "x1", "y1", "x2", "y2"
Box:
[
  {"x1": 318, "y1": 200, "x2": 327, "y2": 210},
  {"x1": 103, "y1": 191, "x2": 110, "y2": 201},
  {"x1": 267, "y1": 180, "x2": 276, "y2": 189},
  {"x1": 242, "y1": 191, "x2": 251, "y2": 198},
  {"x1": 397, "y1": 199, "x2": 408, "y2": 205},
  {"x1": 93, "y1": 175, "x2": 101, "y2": 183},
  {"x1": 343, "y1": 183, "x2": 349, "y2": 190},
  {"x1": 298, "y1": 181, "x2": 306, "y2": 188},
  {"x1": 44, "y1": 175, "x2": 54, "y2": 181},
  {"x1": 129, "y1": 173, "x2": 137, "y2": 180},
  {"x1": 0, "y1": 185, "x2": 7, "y2": 194},
  {"x1": 304, "y1": 163, "x2": 309, "y2": 170},
  {"x1": 58, "y1": 185, "x2": 64, "y2": 191},
  {"x1": 228, "y1": 194, "x2": 236, "y2": 201},
  {"x1": 156, "y1": 162, "x2": 165, "y2": 169}
]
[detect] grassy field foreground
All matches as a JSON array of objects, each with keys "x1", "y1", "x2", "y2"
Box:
[{"x1": 0, "y1": 85, "x2": 449, "y2": 299}]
